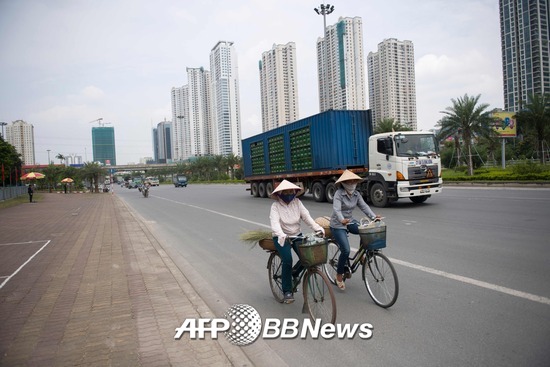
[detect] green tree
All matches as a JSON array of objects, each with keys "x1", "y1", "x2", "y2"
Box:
[
  {"x1": 55, "y1": 153, "x2": 65, "y2": 165},
  {"x1": 436, "y1": 94, "x2": 495, "y2": 176},
  {"x1": 514, "y1": 93, "x2": 550, "y2": 164},
  {"x1": 374, "y1": 118, "x2": 413, "y2": 134},
  {"x1": 0, "y1": 137, "x2": 22, "y2": 185},
  {"x1": 81, "y1": 162, "x2": 106, "y2": 193}
]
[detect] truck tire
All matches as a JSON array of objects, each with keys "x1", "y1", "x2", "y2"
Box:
[
  {"x1": 266, "y1": 181, "x2": 274, "y2": 197},
  {"x1": 258, "y1": 182, "x2": 268, "y2": 198},
  {"x1": 370, "y1": 182, "x2": 388, "y2": 208},
  {"x1": 251, "y1": 182, "x2": 260, "y2": 197},
  {"x1": 312, "y1": 182, "x2": 326, "y2": 202},
  {"x1": 325, "y1": 182, "x2": 336, "y2": 204},
  {"x1": 410, "y1": 196, "x2": 429, "y2": 204}
]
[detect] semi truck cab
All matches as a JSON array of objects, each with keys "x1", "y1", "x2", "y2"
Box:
[{"x1": 367, "y1": 131, "x2": 443, "y2": 206}]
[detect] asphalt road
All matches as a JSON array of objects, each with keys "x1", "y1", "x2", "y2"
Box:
[{"x1": 115, "y1": 184, "x2": 550, "y2": 367}]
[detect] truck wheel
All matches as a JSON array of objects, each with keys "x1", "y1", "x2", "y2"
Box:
[
  {"x1": 258, "y1": 182, "x2": 268, "y2": 198},
  {"x1": 325, "y1": 182, "x2": 336, "y2": 204},
  {"x1": 266, "y1": 182, "x2": 274, "y2": 197},
  {"x1": 370, "y1": 182, "x2": 388, "y2": 208},
  {"x1": 251, "y1": 182, "x2": 260, "y2": 197},
  {"x1": 410, "y1": 196, "x2": 429, "y2": 204},
  {"x1": 312, "y1": 182, "x2": 326, "y2": 202}
]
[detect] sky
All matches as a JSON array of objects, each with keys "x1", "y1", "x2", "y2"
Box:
[{"x1": 0, "y1": 0, "x2": 504, "y2": 165}]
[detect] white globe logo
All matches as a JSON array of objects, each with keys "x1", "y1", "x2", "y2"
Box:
[{"x1": 223, "y1": 304, "x2": 262, "y2": 346}]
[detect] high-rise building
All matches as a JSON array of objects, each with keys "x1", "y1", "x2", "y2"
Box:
[
  {"x1": 91, "y1": 126, "x2": 116, "y2": 165},
  {"x1": 171, "y1": 85, "x2": 188, "y2": 161},
  {"x1": 210, "y1": 41, "x2": 242, "y2": 157},
  {"x1": 152, "y1": 119, "x2": 172, "y2": 163},
  {"x1": 259, "y1": 42, "x2": 299, "y2": 132},
  {"x1": 316, "y1": 16, "x2": 367, "y2": 112},
  {"x1": 187, "y1": 67, "x2": 215, "y2": 156},
  {"x1": 6, "y1": 120, "x2": 35, "y2": 165},
  {"x1": 367, "y1": 38, "x2": 418, "y2": 130},
  {"x1": 499, "y1": 0, "x2": 550, "y2": 112}
]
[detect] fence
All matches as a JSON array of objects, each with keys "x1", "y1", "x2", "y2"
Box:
[
  {"x1": 483, "y1": 158, "x2": 550, "y2": 168},
  {"x1": 0, "y1": 186, "x2": 28, "y2": 201}
]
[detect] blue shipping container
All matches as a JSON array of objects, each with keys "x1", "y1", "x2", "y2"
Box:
[{"x1": 242, "y1": 110, "x2": 373, "y2": 178}]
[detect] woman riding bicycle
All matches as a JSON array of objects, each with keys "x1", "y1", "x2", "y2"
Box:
[
  {"x1": 270, "y1": 180, "x2": 325, "y2": 304},
  {"x1": 329, "y1": 170, "x2": 381, "y2": 290}
]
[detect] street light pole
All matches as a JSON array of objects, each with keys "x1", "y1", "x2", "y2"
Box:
[
  {"x1": 314, "y1": 4, "x2": 335, "y2": 111},
  {"x1": 47, "y1": 149, "x2": 51, "y2": 165}
]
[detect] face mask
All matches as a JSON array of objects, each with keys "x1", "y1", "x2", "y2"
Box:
[
  {"x1": 342, "y1": 182, "x2": 357, "y2": 193},
  {"x1": 278, "y1": 193, "x2": 296, "y2": 204}
]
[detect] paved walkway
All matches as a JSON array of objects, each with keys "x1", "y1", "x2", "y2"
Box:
[{"x1": 0, "y1": 193, "x2": 266, "y2": 366}]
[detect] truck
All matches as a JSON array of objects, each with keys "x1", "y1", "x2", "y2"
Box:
[
  {"x1": 173, "y1": 175, "x2": 188, "y2": 187},
  {"x1": 241, "y1": 110, "x2": 442, "y2": 207}
]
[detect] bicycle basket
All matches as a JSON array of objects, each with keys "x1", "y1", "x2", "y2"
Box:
[
  {"x1": 297, "y1": 237, "x2": 328, "y2": 267},
  {"x1": 259, "y1": 238, "x2": 276, "y2": 251},
  {"x1": 314, "y1": 216, "x2": 332, "y2": 238},
  {"x1": 358, "y1": 222, "x2": 387, "y2": 250}
]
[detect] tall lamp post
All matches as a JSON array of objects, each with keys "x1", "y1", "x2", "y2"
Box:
[
  {"x1": 314, "y1": 4, "x2": 335, "y2": 111},
  {"x1": 47, "y1": 149, "x2": 51, "y2": 165}
]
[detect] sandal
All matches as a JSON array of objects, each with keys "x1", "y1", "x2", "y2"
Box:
[{"x1": 336, "y1": 277, "x2": 346, "y2": 290}]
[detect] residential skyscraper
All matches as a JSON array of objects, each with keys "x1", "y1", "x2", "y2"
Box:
[
  {"x1": 171, "y1": 85, "x2": 188, "y2": 161},
  {"x1": 210, "y1": 41, "x2": 242, "y2": 157},
  {"x1": 6, "y1": 119, "x2": 35, "y2": 165},
  {"x1": 187, "y1": 67, "x2": 215, "y2": 156},
  {"x1": 259, "y1": 42, "x2": 299, "y2": 132},
  {"x1": 152, "y1": 119, "x2": 172, "y2": 163},
  {"x1": 367, "y1": 38, "x2": 417, "y2": 130},
  {"x1": 316, "y1": 16, "x2": 367, "y2": 112},
  {"x1": 499, "y1": 0, "x2": 550, "y2": 112},
  {"x1": 91, "y1": 126, "x2": 116, "y2": 165}
]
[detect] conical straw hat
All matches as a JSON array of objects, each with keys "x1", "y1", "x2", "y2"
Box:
[
  {"x1": 335, "y1": 170, "x2": 363, "y2": 185},
  {"x1": 271, "y1": 179, "x2": 301, "y2": 195}
]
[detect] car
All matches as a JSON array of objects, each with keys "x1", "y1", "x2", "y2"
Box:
[{"x1": 146, "y1": 177, "x2": 160, "y2": 186}]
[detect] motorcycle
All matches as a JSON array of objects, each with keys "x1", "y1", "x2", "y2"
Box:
[{"x1": 140, "y1": 184, "x2": 150, "y2": 198}]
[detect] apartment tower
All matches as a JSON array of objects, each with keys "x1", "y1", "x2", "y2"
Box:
[
  {"x1": 209, "y1": 41, "x2": 242, "y2": 157},
  {"x1": 367, "y1": 38, "x2": 417, "y2": 130},
  {"x1": 316, "y1": 16, "x2": 367, "y2": 112},
  {"x1": 259, "y1": 42, "x2": 300, "y2": 132},
  {"x1": 499, "y1": 0, "x2": 550, "y2": 112},
  {"x1": 6, "y1": 119, "x2": 35, "y2": 165},
  {"x1": 91, "y1": 126, "x2": 116, "y2": 165}
]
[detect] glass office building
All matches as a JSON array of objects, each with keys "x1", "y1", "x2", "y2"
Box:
[{"x1": 92, "y1": 127, "x2": 116, "y2": 165}]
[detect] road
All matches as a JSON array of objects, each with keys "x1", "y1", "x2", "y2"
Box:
[{"x1": 115, "y1": 184, "x2": 550, "y2": 367}]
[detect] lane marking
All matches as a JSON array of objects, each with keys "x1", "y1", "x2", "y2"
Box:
[
  {"x1": 0, "y1": 240, "x2": 52, "y2": 290},
  {"x1": 149, "y1": 196, "x2": 550, "y2": 306},
  {"x1": 389, "y1": 258, "x2": 550, "y2": 306}
]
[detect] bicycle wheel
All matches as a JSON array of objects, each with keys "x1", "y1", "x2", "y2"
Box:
[
  {"x1": 362, "y1": 251, "x2": 399, "y2": 308},
  {"x1": 268, "y1": 252, "x2": 284, "y2": 303},
  {"x1": 323, "y1": 240, "x2": 340, "y2": 284},
  {"x1": 303, "y1": 268, "x2": 337, "y2": 324}
]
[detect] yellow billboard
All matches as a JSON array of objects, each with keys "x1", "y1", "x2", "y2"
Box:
[{"x1": 492, "y1": 111, "x2": 517, "y2": 137}]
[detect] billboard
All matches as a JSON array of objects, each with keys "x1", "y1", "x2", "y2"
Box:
[{"x1": 492, "y1": 111, "x2": 517, "y2": 137}]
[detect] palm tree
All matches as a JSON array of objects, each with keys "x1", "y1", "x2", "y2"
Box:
[
  {"x1": 56, "y1": 153, "x2": 65, "y2": 165},
  {"x1": 436, "y1": 94, "x2": 495, "y2": 176},
  {"x1": 82, "y1": 162, "x2": 106, "y2": 193},
  {"x1": 514, "y1": 93, "x2": 550, "y2": 164},
  {"x1": 374, "y1": 118, "x2": 412, "y2": 134}
]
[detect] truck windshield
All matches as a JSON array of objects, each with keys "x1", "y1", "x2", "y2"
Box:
[{"x1": 394, "y1": 134, "x2": 439, "y2": 157}]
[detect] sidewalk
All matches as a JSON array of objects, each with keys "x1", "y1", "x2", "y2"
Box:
[{"x1": 0, "y1": 193, "x2": 259, "y2": 366}]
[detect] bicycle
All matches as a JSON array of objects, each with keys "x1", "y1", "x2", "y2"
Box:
[
  {"x1": 323, "y1": 218, "x2": 399, "y2": 308},
  {"x1": 261, "y1": 234, "x2": 337, "y2": 324}
]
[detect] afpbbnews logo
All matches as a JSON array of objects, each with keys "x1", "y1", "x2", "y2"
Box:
[{"x1": 174, "y1": 304, "x2": 373, "y2": 346}]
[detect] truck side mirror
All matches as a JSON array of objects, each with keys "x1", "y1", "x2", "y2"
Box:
[{"x1": 384, "y1": 138, "x2": 393, "y2": 156}]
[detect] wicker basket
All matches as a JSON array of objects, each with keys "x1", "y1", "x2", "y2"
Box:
[
  {"x1": 258, "y1": 238, "x2": 276, "y2": 251},
  {"x1": 358, "y1": 223, "x2": 387, "y2": 250},
  {"x1": 297, "y1": 238, "x2": 328, "y2": 267},
  {"x1": 314, "y1": 216, "x2": 332, "y2": 238}
]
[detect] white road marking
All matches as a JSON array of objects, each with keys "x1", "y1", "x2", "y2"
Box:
[
  {"x1": 0, "y1": 240, "x2": 52, "y2": 289},
  {"x1": 152, "y1": 196, "x2": 550, "y2": 306}
]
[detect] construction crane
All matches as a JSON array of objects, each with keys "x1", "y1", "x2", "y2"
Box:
[{"x1": 88, "y1": 118, "x2": 111, "y2": 127}]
